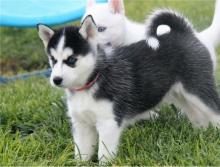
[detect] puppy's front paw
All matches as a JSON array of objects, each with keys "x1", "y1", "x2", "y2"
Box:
[
  {"x1": 98, "y1": 152, "x2": 114, "y2": 165},
  {"x1": 74, "y1": 153, "x2": 92, "y2": 162}
]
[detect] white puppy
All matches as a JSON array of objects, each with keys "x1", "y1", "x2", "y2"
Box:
[{"x1": 83, "y1": 0, "x2": 220, "y2": 69}]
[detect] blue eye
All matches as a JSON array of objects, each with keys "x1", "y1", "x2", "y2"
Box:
[
  {"x1": 68, "y1": 56, "x2": 76, "y2": 64},
  {"x1": 98, "y1": 26, "x2": 107, "y2": 32},
  {"x1": 64, "y1": 56, "x2": 77, "y2": 67}
]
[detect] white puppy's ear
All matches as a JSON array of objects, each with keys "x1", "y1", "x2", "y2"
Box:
[
  {"x1": 37, "y1": 24, "x2": 54, "y2": 47},
  {"x1": 87, "y1": 0, "x2": 96, "y2": 9},
  {"x1": 108, "y1": 0, "x2": 125, "y2": 14},
  {"x1": 79, "y1": 15, "x2": 97, "y2": 40}
]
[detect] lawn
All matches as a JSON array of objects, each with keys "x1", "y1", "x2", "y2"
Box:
[{"x1": 0, "y1": 0, "x2": 220, "y2": 166}]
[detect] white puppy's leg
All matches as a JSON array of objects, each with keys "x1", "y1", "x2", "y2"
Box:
[
  {"x1": 73, "y1": 121, "x2": 97, "y2": 161},
  {"x1": 96, "y1": 119, "x2": 122, "y2": 163}
]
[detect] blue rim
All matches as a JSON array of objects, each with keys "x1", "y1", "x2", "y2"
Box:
[{"x1": 0, "y1": 0, "x2": 107, "y2": 27}]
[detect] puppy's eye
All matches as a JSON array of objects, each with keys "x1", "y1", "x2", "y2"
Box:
[
  {"x1": 50, "y1": 56, "x2": 57, "y2": 65},
  {"x1": 64, "y1": 56, "x2": 77, "y2": 67},
  {"x1": 98, "y1": 26, "x2": 107, "y2": 32}
]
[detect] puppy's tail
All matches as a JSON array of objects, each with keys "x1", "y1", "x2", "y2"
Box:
[
  {"x1": 146, "y1": 9, "x2": 194, "y2": 38},
  {"x1": 199, "y1": 0, "x2": 220, "y2": 47}
]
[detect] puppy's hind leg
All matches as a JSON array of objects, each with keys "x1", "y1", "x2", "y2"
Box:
[
  {"x1": 173, "y1": 83, "x2": 220, "y2": 128},
  {"x1": 96, "y1": 119, "x2": 123, "y2": 163}
]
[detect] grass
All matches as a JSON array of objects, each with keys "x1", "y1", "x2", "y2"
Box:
[
  {"x1": 0, "y1": 0, "x2": 220, "y2": 165},
  {"x1": 1, "y1": 79, "x2": 220, "y2": 165}
]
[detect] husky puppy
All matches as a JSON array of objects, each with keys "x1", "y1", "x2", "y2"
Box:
[
  {"x1": 83, "y1": 0, "x2": 220, "y2": 69},
  {"x1": 37, "y1": 10, "x2": 220, "y2": 162}
]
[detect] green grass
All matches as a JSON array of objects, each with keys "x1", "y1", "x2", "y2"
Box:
[
  {"x1": 0, "y1": 0, "x2": 220, "y2": 166},
  {"x1": 1, "y1": 78, "x2": 220, "y2": 166}
]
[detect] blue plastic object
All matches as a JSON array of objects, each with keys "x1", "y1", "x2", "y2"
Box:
[
  {"x1": 0, "y1": 0, "x2": 107, "y2": 27},
  {"x1": 0, "y1": 69, "x2": 52, "y2": 84}
]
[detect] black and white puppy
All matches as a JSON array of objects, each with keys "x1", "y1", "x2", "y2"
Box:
[{"x1": 37, "y1": 10, "x2": 220, "y2": 163}]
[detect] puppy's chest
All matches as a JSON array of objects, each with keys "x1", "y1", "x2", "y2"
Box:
[{"x1": 66, "y1": 90, "x2": 114, "y2": 123}]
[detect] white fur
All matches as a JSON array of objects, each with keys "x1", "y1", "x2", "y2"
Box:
[
  {"x1": 196, "y1": 0, "x2": 220, "y2": 71},
  {"x1": 82, "y1": 3, "x2": 126, "y2": 47},
  {"x1": 147, "y1": 37, "x2": 159, "y2": 50},
  {"x1": 82, "y1": 2, "x2": 145, "y2": 47},
  {"x1": 124, "y1": 19, "x2": 146, "y2": 45},
  {"x1": 57, "y1": 36, "x2": 65, "y2": 54},
  {"x1": 38, "y1": 24, "x2": 54, "y2": 47},
  {"x1": 82, "y1": 0, "x2": 219, "y2": 69},
  {"x1": 72, "y1": 120, "x2": 97, "y2": 161},
  {"x1": 157, "y1": 24, "x2": 171, "y2": 36},
  {"x1": 199, "y1": 0, "x2": 220, "y2": 48},
  {"x1": 66, "y1": 86, "x2": 122, "y2": 162}
]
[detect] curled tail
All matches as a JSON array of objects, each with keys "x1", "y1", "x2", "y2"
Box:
[
  {"x1": 146, "y1": 9, "x2": 194, "y2": 37},
  {"x1": 199, "y1": 0, "x2": 220, "y2": 47},
  {"x1": 145, "y1": 9, "x2": 194, "y2": 50}
]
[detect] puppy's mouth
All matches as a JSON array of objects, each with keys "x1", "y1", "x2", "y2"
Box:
[
  {"x1": 55, "y1": 84, "x2": 63, "y2": 88},
  {"x1": 52, "y1": 83, "x2": 64, "y2": 88}
]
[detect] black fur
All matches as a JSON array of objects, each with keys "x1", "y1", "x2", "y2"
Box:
[
  {"x1": 47, "y1": 26, "x2": 91, "y2": 56},
  {"x1": 44, "y1": 11, "x2": 220, "y2": 126},
  {"x1": 95, "y1": 38, "x2": 220, "y2": 125}
]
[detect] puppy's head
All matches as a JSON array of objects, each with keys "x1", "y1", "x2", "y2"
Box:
[
  {"x1": 82, "y1": 0, "x2": 126, "y2": 47},
  {"x1": 37, "y1": 16, "x2": 98, "y2": 89}
]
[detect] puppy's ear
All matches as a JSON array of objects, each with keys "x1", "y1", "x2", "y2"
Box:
[
  {"x1": 79, "y1": 15, "x2": 97, "y2": 40},
  {"x1": 37, "y1": 24, "x2": 54, "y2": 47},
  {"x1": 87, "y1": 0, "x2": 96, "y2": 9},
  {"x1": 108, "y1": 0, "x2": 125, "y2": 14}
]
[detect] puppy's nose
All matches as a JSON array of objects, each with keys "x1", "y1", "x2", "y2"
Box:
[{"x1": 53, "y1": 77, "x2": 63, "y2": 85}]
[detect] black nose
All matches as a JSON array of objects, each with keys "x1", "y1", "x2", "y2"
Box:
[{"x1": 53, "y1": 77, "x2": 63, "y2": 85}]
